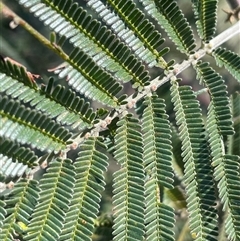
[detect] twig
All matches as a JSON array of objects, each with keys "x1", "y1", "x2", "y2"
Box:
[{"x1": 0, "y1": 2, "x2": 69, "y2": 63}]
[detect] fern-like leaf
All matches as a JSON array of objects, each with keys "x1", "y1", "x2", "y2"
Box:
[
  {"x1": 207, "y1": 103, "x2": 240, "y2": 241},
  {"x1": 0, "y1": 56, "x2": 38, "y2": 88},
  {"x1": 0, "y1": 60, "x2": 96, "y2": 130},
  {"x1": 195, "y1": 61, "x2": 234, "y2": 135},
  {"x1": 55, "y1": 49, "x2": 124, "y2": 107},
  {"x1": 171, "y1": 125, "x2": 184, "y2": 176},
  {"x1": 212, "y1": 47, "x2": 240, "y2": 81},
  {"x1": 113, "y1": 114, "x2": 145, "y2": 241},
  {"x1": 23, "y1": 158, "x2": 75, "y2": 241},
  {"x1": 0, "y1": 96, "x2": 72, "y2": 152},
  {"x1": 41, "y1": 78, "x2": 97, "y2": 129},
  {"x1": 170, "y1": 80, "x2": 218, "y2": 241},
  {"x1": 60, "y1": 137, "x2": 108, "y2": 241},
  {"x1": 229, "y1": 92, "x2": 240, "y2": 155},
  {"x1": 0, "y1": 137, "x2": 38, "y2": 182},
  {"x1": 141, "y1": 94, "x2": 175, "y2": 240},
  {"x1": 224, "y1": 155, "x2": 240, "y2": 241},
  {"x1": 140, "y1": 0, "x2": 196, "y2": 54},
  {"x1": 18, "y1": 0, "x2": 151, "y2": 89},
  {"x1": 191, "y1": 0, "x2": 218, "y2": 41},
  {"x1": 87, "y1": 0, "x2": 168, "y2": 68},
  {"x1": 142, "y1": 94, "x2": 174, "y2": 188},
  {"x1": 0, "y1": 179, "x2": 39, "y2": 241},
  {"x1": 0, "y1": 200, "x2": 6, "y2": 226}
]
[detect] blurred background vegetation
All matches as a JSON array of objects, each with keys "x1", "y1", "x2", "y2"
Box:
[{"x1": 0, "y1": 1, "x2": 239, "y2": 240}]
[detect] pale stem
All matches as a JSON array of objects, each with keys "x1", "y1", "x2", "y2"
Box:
[{"x1": 209, "y1": 21, "x2": 240, "y2": 49}]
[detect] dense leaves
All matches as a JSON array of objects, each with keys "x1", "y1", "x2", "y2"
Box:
[{"x1": 0, "y1": 0, "x2": 240, "y2": 241}]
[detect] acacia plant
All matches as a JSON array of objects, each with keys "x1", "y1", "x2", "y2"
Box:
[{"x1": 0, "y1": 0, "x2": 240, "y2": 241}]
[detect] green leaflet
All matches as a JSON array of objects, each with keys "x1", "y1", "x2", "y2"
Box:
[
  {"x1": 170, "y1": 80, "x2": 218, "y2": 241},
  {"x1": 0, "y1": 179, "x2": 39, "y2": 240},
  {"x1": 57, "y1": 49, "x2": 123, "y2": 107},
  {"x1": 42, "y1": 78, "x2": 97, "y2": 129},
  {"x1": 59, "y1": 137, "x2": 108, "y2": 241},
  {"x1": 18, "y1": 0, "x2": 151, "y2": 89},
  {"x1": 0, "y1": 96, "x2": 72, "y2": 152},
  {"x1": 0, "y1": 60, "x2": 96, "y2": 130},
  {"x1": 140, "y1": 0, "x2": 196, "y2": 54},
  {"x1": 0, "y1": 137, "x2": 37, "y2": 167},
  {"x1": 0, "y1": 200, "x2": 6, "y2": 226},
  {"x1": 142, "y1": 94, "x2": 173, "y2": 189},
  {"x1": 207, "y1": 103, "x2": 240, "y2": 241},
  {"x1": 87, "y1": 0, "x2": 168, "y2": 68},
  {"x1": 23, "y1": 158, "x2": 75, "y2": 241},
  {"x1": 113, "y1": 115, "x2": 145, "y2": 241},
  {"x1": 0, "y1": 56, "x2": 38, "y2": 88},
  {"x1": 0, "y1": 137, "x2": 37, "y2": 182},
  {"x1": 1, "y1": 1, "x2": 240, "y2": 240},
  {"x1": 195, "y1": 61, "x2": 234, "y2": 136},
  {"x1": 213, "y1": 47, "x2": 240, "y2": 81},
  {"x1": 142, "y1": 94, "x2": 175, "y2": 241},
  {"x1": 192, "y1": 0, "x2": 218, "y2": 41},
  {"x1": 171, "y1": 125, "x2": 184, "y2": 176},
  {"x1": 228, "y1": 93, "x2": 240, "y2": 156}
]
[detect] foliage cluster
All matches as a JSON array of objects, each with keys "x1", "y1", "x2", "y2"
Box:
[{"x1": 0, "y1": 0, "x2": 240, "y2": 241}]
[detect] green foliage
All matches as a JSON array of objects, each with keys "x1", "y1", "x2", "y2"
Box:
[
  {"x1": 229, "y1": 93, "x2": 240, "y2": 156},
  {"x1": 195, "y1": 61, "x2": 234, "y2": 135},
  {"x1": 213, "y1": 48, "x2": 240, "y2": 81},
  {"x1": 0, "y1": 95, "x2": 71, "y2": 152},
  {"x1": 192, "y1": 0, "x2": 218, "y2": 41},
  {"x1": 113, "y1": 115, "x2": 145, "y2": 240},
  {"x1": 20, "y1": 0, "x2": 151, "y2": 89},
  {"x1": 0, "y1": 0, "x2": 240, "y2": 241},
  {"x1": 24, "y1": 158, "x2": 75, "y2": 241},
  {"x1": 207, "y1": 103, "x2": 240, "y2": 241},
  {"x1": 142, "y1": 95, "x2": 175, "y2": 240},
  {"x1": 0, "y1": 137, "x2": 37, "y2": 182},
  {"x1": 60, "y1": 137, "x2": 108, "y2": 241},
  {"x1": 41, "y1": 78, "x2": 97, "y2": 130},
  {"x1": 171, "y1": 81, "x2": 218, "y2": 241},
  {"x1": 87, "y1": 0, "x2": 168, "y2": 68},
  {"x1": 139, "y1": 0, "x2": 196, "y2": 55},
  {"x1": 0, "y1": 179, "x2": 40, "y2": 241}
]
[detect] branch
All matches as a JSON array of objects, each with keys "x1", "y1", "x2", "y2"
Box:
[
  {"x1": 76, "y1": 21, "x2": 240, "y2": 145},
  {"x1": 208, "y1": 21, "x2": 240, "y2": 48}
]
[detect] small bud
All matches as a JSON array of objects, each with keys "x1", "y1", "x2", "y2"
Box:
[
  {"x1": 173, "y1": 68, "x2": 179, "y2": 75},
  {"x1": 70, "y1": 142, "x2": 78, "y2": 150},
  {"x1": 7, "y1": 181, "x2": 14, "y2": 189},
  {"x1": 41, "y1": 160, "x2": 48, "y2": 169},
  {"x1": 151, "y1": 84, "x2": 157, "y2": 92},
  {"x1": 84, "y1": 132, "x2": 91, "y2": 139},
  {"x1": 194, "y1": 53, "x2": 200, "y2": 59},
  {"x1": 127, "y1": 99, "x2": 136, "y2": 109},
  {"x1": 105, "y1": 117, "x2": 112, "y2": 125},
  {"x1": 9, "y1": 20, "x2": 18, "y2": 29},
  {"x1": 101, "y1": 120, "x2": 107, "y2": 128}
]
